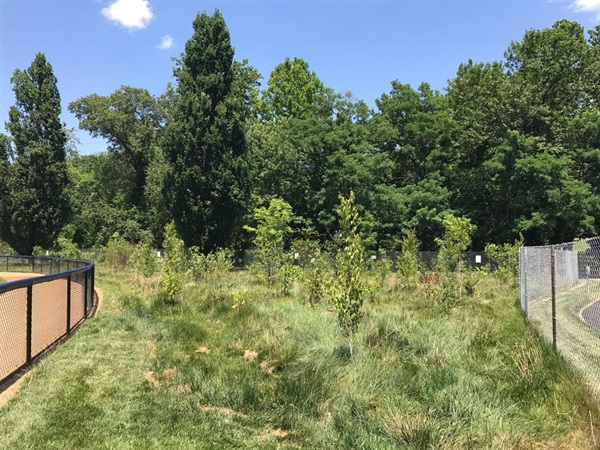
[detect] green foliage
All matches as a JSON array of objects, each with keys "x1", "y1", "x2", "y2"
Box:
[
  {"x1": 0, "y1": 239, "x2": 14, "y2": 255},
  {"x1": 230, "y1": 289, "x2": 249, "y2": 310},
  {"x1": 2, "y1": 53, "x2": 70, "y2": 255},
  {"x1": 0, "y1": 134, "x2": 11, "y2": 239},
  {"x1": 69, "y1": 86, "x2": 161, "y2": 208},
  {"x1": 245, "y1": 198, "x2": 293, "y2": 287},
  {"x1": 159, "y1": 221, "x2": 185, "y2": 302},
  {"x1": 397, "y1": 229, "x2": 421, "y2": 287},
  {"x1": 436, "y1": 214, "x2": 477, "y2": 273},
  {"x1": 429, "y1": 285, "x2": 460, "y2": 311},
  {"x1": 52, "y1": 236, "x2": 82, "y2": 259},
  {"x1": 461, "y1": 269, "x2": 480, "y2": 297},
  {"x1": 330, "y1": 190, "x2": 366, "y2": 357},
  {"x1": 1, "y1": 263, "x2": 599, "y2": 448},
  {"x1": 130, "y1": 237, "x2": 157, "y2": 278},
  {"x1": 7, "y1": 18, "x2": 600, "y2": 264},
  {"x1": 573, "y1": 237, "x2": 591, "y2": 253},
  {"x1": 281, "y1": 262, "x2": 301, "y2": 297},
  {"x1": 485, "y1": 235, "x2": 524, "y2": 281},
  {"x1": 260, "y1": 57, "x2": 330, "y2": 120},
  {"x1": 189, "y1": 247, "x2": 234, "y2": 283},
  {"x1": 291, "y1": 238, "x2": 321, "y2": 267},
  {"x1": 162, "y1": 10, "x2": 253, "y2": 251},
  {"x1": 373, "y1": 249, "x2": 392, "y2": 289},
  {"x1": 104, "y1": 233, "x2": 135, "y2": 270},
  {"x1": 304, "y1": 252, "x2": 328, "y2": 306}
]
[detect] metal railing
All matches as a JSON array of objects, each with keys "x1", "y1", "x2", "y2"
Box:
[{"x1": 0, "y1": 255, "x2": 95, "y2": 386}]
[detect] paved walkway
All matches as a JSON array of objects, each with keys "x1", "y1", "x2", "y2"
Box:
[{"x1": 582, "y1": 300, "x2": 600, "y2": 330}]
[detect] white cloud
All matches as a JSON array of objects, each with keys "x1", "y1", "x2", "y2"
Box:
[
  {"x1": 570, "y1": 0, "x2": 600, "y2": 20},
  {"x1": 157, "y1": 34, "x2": 174, "y2": 50},
  {"x1": 102, "y1": 0, "x2": 153, "y2": 30}
]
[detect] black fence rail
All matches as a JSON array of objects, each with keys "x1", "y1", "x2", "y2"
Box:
[
  {"x1": 242, "y1": 249, "x2": 490, "y2": 270},
  {"x1": 0, "y1": 255, "x2": 95, "y2": 386}
]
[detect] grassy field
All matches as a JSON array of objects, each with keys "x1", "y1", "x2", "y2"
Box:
[
  {"x1": 0, "y1": 276, "x2": 5, "y2": 283},
  {"x1": 0, "y1": 268, "x2": 599, "y2": 449},
  {"x1": 528, "y1": 279, "x2": 600, "y2": 400}
]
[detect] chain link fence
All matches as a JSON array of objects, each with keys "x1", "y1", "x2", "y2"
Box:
[
  {"x1": 519, "y1": 237, "x2": 600, "y2": 398},
  {"x1": 0, "y1": 255, "x2": 95, "y2": 385}
]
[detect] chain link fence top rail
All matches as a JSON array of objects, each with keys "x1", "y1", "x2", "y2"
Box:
[
  {"x1": 0, "y1": 255, "x2": 95, "y2": 385},
  {"x1": 519, "y1": 237, "x2": 600, "y2": 398}
]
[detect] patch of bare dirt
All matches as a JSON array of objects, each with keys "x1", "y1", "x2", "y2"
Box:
[
  {"x1": 201, "y1": 405, "x2": 248, "y2": 418},
  {"x1": 195, "y1": 346, "x2": 211, "y2": 354},
  {"x1": 259, "y1": 360, "x2": 275, "y2": 375},
  {"x1": 243, "y1": 350, "x2": 258, "y2": 361},
  {"x1": 144, "y1": 371, "x2": 159, "y2": 388},
  {"x1": 259, "y1": 428, "x2": 290, "y2": 442},
  {"x1": 162, "y1": 368, "x2": 176, "y2": 379}
]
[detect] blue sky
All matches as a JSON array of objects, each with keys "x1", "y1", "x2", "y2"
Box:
[{"x1": 1, "y1": 0, "x2": 600, "y2": 154}]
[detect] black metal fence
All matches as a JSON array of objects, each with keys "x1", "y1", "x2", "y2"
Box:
[
  {"x1": 242, "y1": 249, "x2": 490, "y2": 270},
  {"x1": 0, "y1": 255, "x2": 95, "y2": 386}
]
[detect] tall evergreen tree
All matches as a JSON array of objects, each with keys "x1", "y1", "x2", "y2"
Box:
[
  {"x1": 163, "y1": 10, "x2": 252, "y2": 252},
  {"x1": 3, "y1": 53, "x2": 70, "y2": 254},
  {"x1": 0, "y1": 134, "x2": 12, "y2": 241}
]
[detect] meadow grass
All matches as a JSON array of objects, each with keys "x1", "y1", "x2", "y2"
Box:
[
  {"x1": 528, "y1": 279, "x2": 600, "y2": 400},
  {"x1": 0, "y1": 268, "x2": 598, "y2": 449}
]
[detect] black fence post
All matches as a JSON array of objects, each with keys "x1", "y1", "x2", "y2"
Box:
[
  {"x1": 66, "y1": 275, "x2": 72, "y2": 335},
  {"x1": 84, "y1": 271, "x2": 89, "y2": 319},
  {"x1": 91, "y1": 265, "x2": 95, "y2": 310},
  {"x1": 26, "y1": 285, "x2": 33, "y2": 363},
  {"x1": 551, "y1": 245, "x2": 557, "y2": 350}
]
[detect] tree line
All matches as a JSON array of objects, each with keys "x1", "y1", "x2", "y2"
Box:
[{"x1": 1, "y1": 12, "x2": 599, "y2": 255}]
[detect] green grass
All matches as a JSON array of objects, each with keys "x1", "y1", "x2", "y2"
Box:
[
  {"x1": 0, "y1": 276, "x2": 5, "y2": 283},
  {"x1": 0, "y1": 268, "x2": 598, "y2": 449},
  {"x1": 528, "y1": 279, "x2": 600, "y2": 400}
]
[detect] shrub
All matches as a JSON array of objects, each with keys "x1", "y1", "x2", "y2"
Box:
[
  {"x1": 188, "y1": 247, "x2": 234, "y2": 283},
  {"x1": 485, "y1": 235, "x2": 523, "y2": 281},
  {"x1": 159, "y1": 221, "x2": 185, "y2": 302},
  {"x1": 281, "y1": 261, "x2": 301, "y2": 296},
  {"x1": 397, "y1": 229, "x2": 421, "y2": 288},
  {"x1": 244, "y1": 198, "x2": 293, "y2": 287},
  {"x1": 304, "y1": 252, "x2": 328, "y2": 306},
  {"x1": 130, "y1": 237, "x2": 157, "y2": 277},
  {"x1": 105, "y1": 233, "x2": 135, "y2": 270},
  {"x1": 330, "y1": 191, "x2": 366, "y2": 357},
  {"x1": 373, "y1": 249, "x2": 392, "y2": 289}
]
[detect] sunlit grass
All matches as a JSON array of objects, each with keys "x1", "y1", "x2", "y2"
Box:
[
  {"x1": 528, "y1": 279, "x2": 600, "y2": 401},
  {"x1": 0, "y1": 268, "x2": 598, "y2": 449}
]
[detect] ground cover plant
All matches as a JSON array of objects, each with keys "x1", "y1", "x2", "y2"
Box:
[{"x1": 0, "y1": 253, "x2": 599, "y2": 449}]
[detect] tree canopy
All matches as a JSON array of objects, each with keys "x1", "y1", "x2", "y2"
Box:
[{"x1": 5, "y1": 17, "x2": 600, "y2": 255}]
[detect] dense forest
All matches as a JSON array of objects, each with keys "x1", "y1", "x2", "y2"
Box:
[{"x1": 1, "y1": 12, "x2": 599, "y2": 255}]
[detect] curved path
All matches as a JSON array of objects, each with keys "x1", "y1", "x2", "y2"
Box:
[
  {"x1": 0, "y1": 272, "x2": 102, "y2": 408},
  {"x1": 582, "y1": 300, "x2": 600, "y2": 330}
]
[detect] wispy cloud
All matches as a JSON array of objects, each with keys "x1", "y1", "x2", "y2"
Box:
[
  {"x1": 102, "y1": 0, "x2": 153, "y2": 30},
  {"x1": 570, "y1": 0, "x2": 600, "y2": 20},
  {"x1": 157, "y1": 35, "x2": 174, "y2": 50}
]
